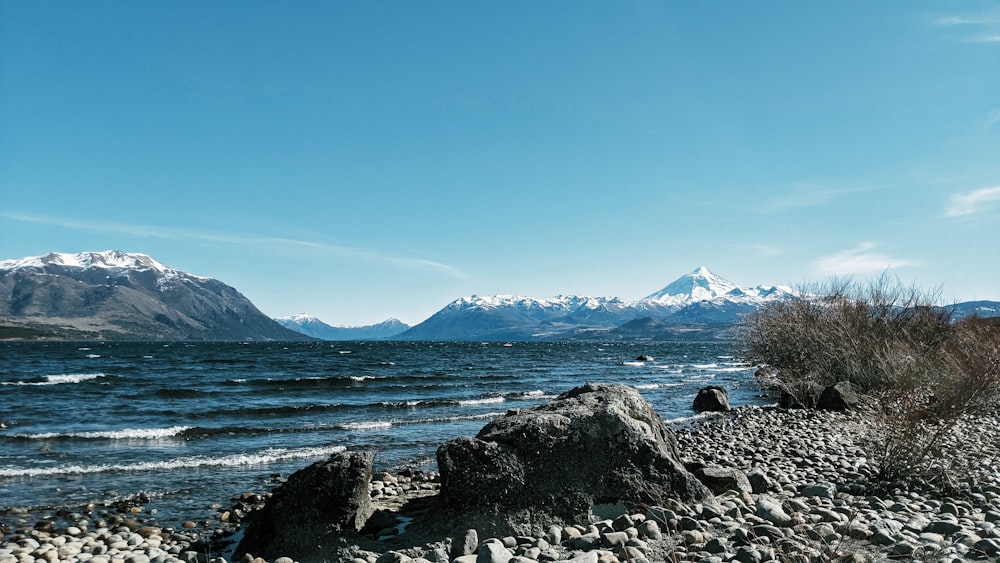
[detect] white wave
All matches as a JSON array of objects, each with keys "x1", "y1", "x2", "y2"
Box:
[
  {"x1": 377, "y1": 400, "x2": 423, "y2": 407},
  {"x1": 691, "y1": 363, "x2": 718, "y2": 369},
  {"x1": 350, "y1": 376, "x2": 375, "y2": 382},
  {"x1": 340, "y1": 421, "x2": 393, "y2": 431},
  {"x1": 621, "y1": 361, "x2": 646, "y2": 367},
  {"x1": 0, "y1": 445, "x2": 346, "y2": 478},
  {"x1": 417, "y1": 412, "x2": 505, "y2": 424},
  {"x1": 85, "y1": 354, "x2": 101, "y2": 359},
  {"x1": 682, "y1": 375, "x2": 716, "y2": 383},
  {"x1": 458, "y1": 396, "x2": 505, "y2": 406},
  {"x1": 663, "y1": 412, "x2": 715, "y2": 425},
  {"x1": 17, "y1": 426, "x2": 192, "y2": 440},
  {"x1": 2, "y1": 373, "x2": 106, "y2": 386},
  {"x1": 634, "y1": 383, "x2": 684, "y2": 390}
]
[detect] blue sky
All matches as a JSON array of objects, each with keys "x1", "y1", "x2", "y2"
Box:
[{"x1": 2, "y1": 1, "x2": 998, "y2": 326}]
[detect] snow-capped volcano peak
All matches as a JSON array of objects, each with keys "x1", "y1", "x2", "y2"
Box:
[{"x1": 641, "y1": 266, "x2": 738, "y2": 304}]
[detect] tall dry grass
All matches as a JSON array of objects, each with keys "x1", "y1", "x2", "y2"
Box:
[{"x1": 738, "y1": 276, "x2": 1000, "y2": 489}]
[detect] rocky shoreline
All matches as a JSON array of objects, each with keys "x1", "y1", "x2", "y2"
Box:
[{"x1": 4, "y1": 404, "x2": 1000, "y2": 562}]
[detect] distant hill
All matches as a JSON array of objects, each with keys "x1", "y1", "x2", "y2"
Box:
[
  {"x1": 0, "y1": 250, "x2": 312, "y2": 341},
  {"x1": 275, "y1": 313, "x2": 410, "y2": 340},
  {"x1": 952, "y1": 301, "x2": 1000, "y2": 320}
]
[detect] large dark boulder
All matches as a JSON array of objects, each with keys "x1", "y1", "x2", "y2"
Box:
[
  {"x1": 693, "y1": 386, "x2": 730, "y2": 412},
  {"x1": 235, "y1": 451, "x2": 375, "y2": 560},
  {"x1": 817, "y1": 381, "x2": 860, "y2": 411},
  {"x1": 435, "y1": 382, "x2": 711, "y2": 534}
]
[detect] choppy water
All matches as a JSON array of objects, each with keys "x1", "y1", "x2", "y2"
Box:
[{"x1": 0, "y1": 340, "x2": 771, "y2": 526}]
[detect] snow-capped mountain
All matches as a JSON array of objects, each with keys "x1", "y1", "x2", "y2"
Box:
[
  {"x1": 638, "y1": 266, "x2": 794, "y2": 310},
  {"x1": 0, "y1": 250, "x2": 197, "y2": 276},
  {"x1": 641, "y1": 265, "x2": 739, "y2": 306},
  {"x1": 276, "y1": 313, "x2": 410, "y2": 340},
  {"x1": 0, "y1": 250, "x2": 310, "y2": 341},
  {"x1": 397, "y1": 267, "x2": 797, "y2": 341}
]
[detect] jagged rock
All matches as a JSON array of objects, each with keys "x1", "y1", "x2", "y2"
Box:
[
  {"x1": 235, "y1": 451, "x2": 375, "y2": 560},
  {"x1": 746, "y1": 468, "x2": 776, "y2": 494},
  {"x1": 817, "y1": 381, "x2": 859, "y2": 411},
  {"x1": 692, "y1": 466, "x2": 752, "y2": 494},
  {"x1": 692, "y1": 386, "x2": 730, "y2": 412},
  {"x1": 435, "y1": 383, "x2": 711, "y2": 535}
]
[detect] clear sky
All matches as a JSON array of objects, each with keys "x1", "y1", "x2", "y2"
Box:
[{"x1": 2, "y1": 1, "x2": 998, "y2": 326}]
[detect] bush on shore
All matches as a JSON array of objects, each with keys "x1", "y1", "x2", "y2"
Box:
[{"x1": 738, "y1": 275, "x2": 1000, "y2": 490}]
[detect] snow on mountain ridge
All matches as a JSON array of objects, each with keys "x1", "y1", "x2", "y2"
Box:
[
  {"x1": 450, "y1": 294, "x2": 624, "y2": 313},
  {"x1": 279, "y1": 313, "x2": 321, "y2": 324},
  {"x1": 446, "y1": 267, "x2": 791, "y2": 315},
  {"x1": 0, "y1": 250, "x2": 209, "y2": 280}
]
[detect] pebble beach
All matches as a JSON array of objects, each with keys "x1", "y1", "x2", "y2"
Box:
[{"x1": 4, "y1": 404, "x2": 1000, "y2": 563}]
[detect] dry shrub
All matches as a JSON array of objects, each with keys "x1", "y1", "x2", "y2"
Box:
[
  {"x1": 862, "y1": 315, "x2": 1000, "y2": 487},
  {"x1": 739, "y1": 275, "x2": 951, "y2": 391},
  {"x1": 738, "y1": 275, "x2": 1000, "y2": 490}
]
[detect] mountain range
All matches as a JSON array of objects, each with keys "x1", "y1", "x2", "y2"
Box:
[
  {"x1": 275, "y1": 313, "x2": 411, "y2": 340},
  {"x1": 0, "y1": 250, "x2": 310, "y2": 341},
  {"x1": 1, "y1": 251, "x2": 996, "y2": 342},
  {"x1": 393, "y1": 266, "x2": 798, "y2": 341}
]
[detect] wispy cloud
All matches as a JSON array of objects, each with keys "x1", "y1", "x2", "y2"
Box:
[
  {"x1": 753, "y1": 185, "x2": 880, "y2": 214},
  {"x1": 932, "y1": 10, "x2": 1000, "y2": 43},
  {"x1": 934, "y1": 14, "x2": 1000, "y2": 26},
  {"x1": 0, "y1": 211, "x2": 469, "y2": 279},
  {"x1": 814, "y1": 243, "x2": 920, "y2": 277},
  {"x1": 945, "y1": 186, "x2": 1000, "y2": 217}
]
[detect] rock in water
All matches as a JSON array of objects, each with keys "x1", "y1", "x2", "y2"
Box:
[
  {"x1": 692, "y1": 386, "x2": 730, "y2": 412},
  {"x1": 235, "y1": 450, "x2": 375, "y2": 560},
  {"x1": 435, "y1": 382, "x2": 711, "y2": 534}
]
